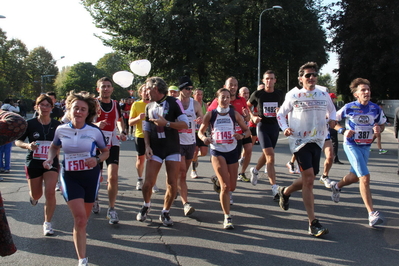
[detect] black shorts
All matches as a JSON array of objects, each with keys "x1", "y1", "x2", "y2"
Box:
[
  {"x1": 135, "y1": 137, "x2": 145, "y2": 156},
  {"x1": 242, "y1": 135, "x2": 252, "y2": 145},
  {"x1": 294, "y1": 142, "x2": 321, "y2": 175},
  {"x1": 60, "y1": 165, "x2": 101, "y2": 203},
  {"x1": 180, "y1": 143, "x2": 196, "y2": 160},
  {"x1": 98, "y1": 145, "x2": 120, "y2": 166},
  {"x1": 250, "y1": 126, "x2": 257, "y2": 137},
  {"x1": 211, "y1": 148, "x2": 239, "y2": 165},
  {"x1": 25, "y1": 166, "x2": 59, "y2": 179},
  {"x1": 195, "y1": 133, "x2": 208, "y2": 147},
  {"x1": 257, "y1": 122, "x2": 280, "y2": 149}
]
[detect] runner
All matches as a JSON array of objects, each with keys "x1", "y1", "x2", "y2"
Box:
[
  {"x1": 176, "y1": 76, "x2": 203, "y2": 215},
  {"x1": 15, "y1": 94, "x2": 61, "y2": 236},
  {"x1": 276, "y1": 62, "x2": 336, "y2": 237},
  {"x1": 331, "y1": 78, "x2": 386, "y2": 227},
  {"x1": 198, "y1": 88, "x2": 250, "y2": 229},
  {"x1": 247, "y1": 70, "x2": 283, "y2": 201},
  {"x1": 191, "y1": 88, "x2": 208, "y2": 179},
  {"x1": 43, "y1": 91, "x2": 109, "y2": 266},
  {"x1": 136, "y1": 77, "x2": 189, "y2": 226},
  {"x1": 93, "y1": 77, "x2": 127, "y2": 224}
]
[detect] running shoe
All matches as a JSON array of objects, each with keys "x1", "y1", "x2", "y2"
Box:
[
  {"x1": 30, "y1": 196, "x2": 38, "y2": 206},
  {"x1": 159, "y1": 212, "x2": 174, "y2": 226},
  {"x1": 183, "y1": 203, "x2": 195, "y2": 216},
  {"x1": 137, "y1": 206, "x2": 150, "y2": 222},
  {"x1": 238, "y1": 157, "x2": 244, "y2": 167},
  {"x1": 272, "y1": 185, "x2": 279, "y2": 202},
  {"x1": 379, "y1": 149, "x2": 388, "y2": 154},
  {"x1": 136, "y1": 179, "x2": 143, "y2": 190},
  {"x1": 319, "y1": 175, "x2": 332, "y2": 188},
  {"x1": 230, "y1": 192, "x2": 233, "y2": 205},
  {"x1": 152, "y1": 185, "x2": 159, "y2": 193},
  {"x1": 223, "y1": 216, "x2": 234, "y2": 229},
  {"x1": 92, "y1": 200, "x2": 100, "y2": 214},
  {"x1": 330, "y1": 181, "x2": 341, "y2": 203},
  {"x1": 55, "y1": 181, "x2": 61, "y2": 191},
  {"x1": 107, "y1": 208, "x2": 119, "y2": 224},
  {"x1": 250, "y1": 167, "x2": 258, "y2": 186},
  {"x1": 4, "y1": 169, "x2": 10, "y2": 173},
  {"x1": 190, "y1": 170, "x2": 198, "y2": 179},
  {"x1": 211, "y1": 175, "x2": 221, "y2": 193},
  {"x1": 308, "y1": 219, "x2": 329, "y2": 237},
  {"x1": 278, "y1": 186, "x2": 290, "y2": 211},
  {"x1": 237, "y1": 173, "x2": 250, "y2": 182},
  {"x1": 369, "y1": 211, "x2": 384, "y2": 227},
  {"x1": 286, "y1": 161, "x2": 296, "y2": 174},
  {"x1": 78, "y1": 257, "x2": 88, "y2": 266},
  {"x1": 43, "y1": 222, "x2": 54, "y2": 236}
]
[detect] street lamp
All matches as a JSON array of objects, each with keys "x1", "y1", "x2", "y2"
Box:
[
  {"x1": 41, "y1": 56, "x2": 65, "y2": 93},
  {"x1": 257, "y1": 5, "x2": 282, "y2": 85}
]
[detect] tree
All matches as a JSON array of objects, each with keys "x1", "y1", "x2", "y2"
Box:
[
  {"x1": 59, "y1": 62, "x2": 105, "y2": 98},
  {"x1": 25, "y1": 47, "x2": 58, "y2": 98},
  {"x1": 327, "y1": 0, "x2": 399, "y2": 101},
  {"x1": 0, "y1": 28, "x2": 29, "y2": 99},
  {"x1": 83, "y1": 0, "x2": 328, "y2": 98}
]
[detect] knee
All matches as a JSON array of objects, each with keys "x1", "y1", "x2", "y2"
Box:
[{"x1": 74, "y1": 215, "x2": 88, "y2": 230}]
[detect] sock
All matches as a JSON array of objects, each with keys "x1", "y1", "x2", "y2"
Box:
[
  {"x1": 271, "y1": 184, "x2": 278, "y2": 190},
  {"x1": 224, "y1": 214, "x2": 231, "y2": 219},
  {"x1": 162, "y1": 209, "x2": 169, "y2": 214},
  {"x1": 138, "y1": 177, "x2": 143, "y2": 180},
  {"x1": 143, "y1": 202, "x2": 151, "y2": 207}
]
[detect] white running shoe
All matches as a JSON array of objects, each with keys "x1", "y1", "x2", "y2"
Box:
[
  {"x1": 137, "y1": 206, "x2": 150, "y2": 222},
  {"x1": 190, "y1": 170, "x2": 198, "y2": 179},
  {"x1": 107, "y1": 208, "x2": 119, "y2": 224},
  {"x1": 78, "y1": 257, "x2": 88, "y2": 266},
  {"x1": 159, "y1": 212, "x2": 174, "y2": 226},
  {"x1": 30, "y1": 196, "x2": 38, "y2": 206},
  {"x1": 250, "y1": 167, "x2": 258, "y2": 186},
  {"x1": 286, "y1": 161, "x2": 296, "y2": 174},
  {"x1": 183, "y1": 203, "x2": 195, "y2": 216},
  {"x1": 369, "y1": 211, "x2": 384, "y2": 227},
  {"x1": 92, "y1": 200, "x2": 100, "y2": 214},
  {"x1": 136, "y1": 179, "x2": 143, "y2": 190},
  {"x1": 330, "y1": 181, "x2": 341, "y2": 203},
  {"x1": 272, "y1": 185, "x2": 279, "y2": 201},
  {"x1": 320, "y1": 175, "x2": 332, "y2": 188},
  {"x1": 152, "y1": 185, "x2": 159, "y2": 193},
  {"x1": 43, "y1": 222, "x2": 54, "y2": 236},
  {"x1": 223, "y1": 216, "x2": 234, "y2": 229}
]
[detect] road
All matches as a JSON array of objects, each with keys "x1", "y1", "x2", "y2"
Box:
[{"x1": 1, "y1": 127, "x2": 399, "y2": 265}]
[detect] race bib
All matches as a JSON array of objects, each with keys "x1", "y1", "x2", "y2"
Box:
[
  {"x1": 33, "y1": 141, "x2": 51, "y2": 160},
  {"x1": 263, "y1": 102, "x2": 278, "y2": 117},
  {"x1": 64, "y1": 152, "x2": 93, "y2": 171},
  {"x1": 103, "y1": 130, "x2": 113, "y2": 149},
  {"x1": 213, "y1": 128, "x2": 234, "y2": 145},
  {"x1": 354, "y1": 125, "x2": 373, "y2": 145}
]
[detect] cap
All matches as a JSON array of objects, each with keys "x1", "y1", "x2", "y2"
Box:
[
  {"x1": 329, "y1": 93, "x2": 337, "y2": 99},
  {"x1": 168, "y1": 86, "x2": 179, "y2": 92},
  {"x1": 178, "y1": 76, "x2": 193, "y2": 90}
]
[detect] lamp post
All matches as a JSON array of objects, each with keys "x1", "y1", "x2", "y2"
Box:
[
  {"x1": 257, "y1": 5, "x2": 282, "y2": 85},
  {"x1": 41, "y1": 56, "x2": 65, "y2": 93}
]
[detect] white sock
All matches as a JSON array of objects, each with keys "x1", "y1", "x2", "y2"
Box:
[{"x1": 143, "y1": 202, "x2": 150, "y2": 207}]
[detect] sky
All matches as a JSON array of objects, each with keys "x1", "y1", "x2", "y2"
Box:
[{"x1": 0, "y1": 0, "x2": 338, "y2": 76}]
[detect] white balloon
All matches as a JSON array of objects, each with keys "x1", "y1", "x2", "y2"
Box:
[
  {"x1": 112, "y1": 71, "x2": 134, "y2": 88},
  {"x1": 130, "y1": 59, "x2": 151, "y2": 76}
]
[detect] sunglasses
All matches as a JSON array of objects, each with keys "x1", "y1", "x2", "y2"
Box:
[
  {"x1": 184, "y1": 87, "x2": 193, "y2": 91},
  {"x1": 303, "y1": 72, "x2": 318, "y2": 78}
]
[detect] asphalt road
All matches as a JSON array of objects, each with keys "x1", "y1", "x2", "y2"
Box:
[{"x1": 1, "y1": 127, "x2": 399, "y2": 265}]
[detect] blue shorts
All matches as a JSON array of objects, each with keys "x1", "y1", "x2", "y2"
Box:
[
  {"x1": 294, "y1": 143, "x2": 322, "y2": 175},
  {"x1": 344, "y1": 144, "x2": 370, "y2": 177},
  {"x1": 211, "y1": 148, "x2": 238, "y2": 165},
  {"x1": 60, "y1": 165, "x2": 101, "y2": 203},
  {"x1": 257, "y1": 122, "x2": 280, "y2": 149}
]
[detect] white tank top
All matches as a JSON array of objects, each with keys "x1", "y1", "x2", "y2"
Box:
[
  {"x1": 178, "y1": 98, "x2": 196, "y2": 145},
  {"x1": 210, "y1": 111, "x2": 236, "y2": 152}
]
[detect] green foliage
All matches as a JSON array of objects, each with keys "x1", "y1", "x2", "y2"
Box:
[
  {"x1": 326, "y1": 0, "x2": 399, "y2": 101},
  {"x1": 83, "y1": 0, "x2": 328, "y2": 99}
]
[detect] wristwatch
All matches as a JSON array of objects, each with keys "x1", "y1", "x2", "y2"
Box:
[
  {"x1": 166, "y1": 121, "x2": 170, "y2": 128},
  {"x1": 95, "y1": 156, "x2": 101, "y2": 164}
]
